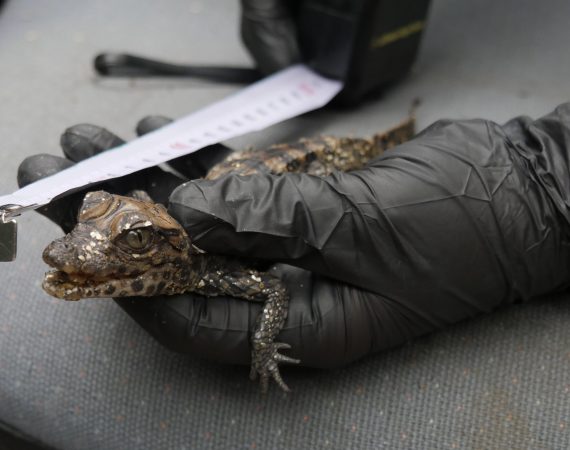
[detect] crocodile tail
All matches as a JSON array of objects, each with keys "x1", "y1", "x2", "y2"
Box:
[{"x1": 372, "y1": 115, "x2": 416, "y2": 156}]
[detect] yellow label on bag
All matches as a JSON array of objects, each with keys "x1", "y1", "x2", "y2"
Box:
[{"x1": 370, "y1": 21, "x2": 425, "y2": 49}]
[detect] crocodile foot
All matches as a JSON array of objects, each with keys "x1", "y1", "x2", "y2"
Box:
[{"x1": 250, "y1": 342, "x2": 300, "y2": 393}]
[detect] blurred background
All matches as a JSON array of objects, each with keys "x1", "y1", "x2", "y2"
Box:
[{"x1": 1, "y1": 0, "x2": 569, "y2": 449}]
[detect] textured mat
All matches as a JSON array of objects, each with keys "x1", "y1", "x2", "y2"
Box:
[{"x1": 1, "y1": 0, "x2": 570, "y2": 449}]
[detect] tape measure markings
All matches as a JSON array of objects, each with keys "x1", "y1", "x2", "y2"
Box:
[{"x1": 0, "y1": 65, "x2": 342, "y2": 214}]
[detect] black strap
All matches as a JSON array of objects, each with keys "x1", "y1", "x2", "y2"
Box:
[{"x1": 94, "y1": 53, "x2": 262, "y2": 84}]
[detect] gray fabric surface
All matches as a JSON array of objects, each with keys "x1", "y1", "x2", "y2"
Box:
[{"x1": 1, "y1": 0, "x2": 570, "y2": 448}]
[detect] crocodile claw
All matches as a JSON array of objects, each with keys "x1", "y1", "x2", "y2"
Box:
[{"x1": 250, "y1": 341, "x2": 300, "y2": 393}]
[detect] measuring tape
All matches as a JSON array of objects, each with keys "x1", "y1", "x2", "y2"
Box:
[{"x1": 0, "y1": 65, "x2": 343, "y2": 261}]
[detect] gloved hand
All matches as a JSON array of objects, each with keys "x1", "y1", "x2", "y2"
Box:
[
  {"x1": 240, "y1": 0, "x2": 302, "y2": 74},
  {"x1": 19, "y1": 104, "x2": 570, "y2": 370},
  {"x1": 20, "y1": 116, "x2": 374, "y2": 368},
  {"x1": 17, "y1": 116, "x2": 232, "y2": 233}
]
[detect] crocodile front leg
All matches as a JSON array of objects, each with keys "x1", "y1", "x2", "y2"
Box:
[
  {"x1": 246, "y1": 272, "x2": 301, "y2": 393},
  {"x1": 192, "y1": 255, "x2": 300, "y2": 393}
]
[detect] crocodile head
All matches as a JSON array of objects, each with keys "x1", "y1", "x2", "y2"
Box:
[{"x1": 42, "y1": 191, "x2": 192, "y2": 300}]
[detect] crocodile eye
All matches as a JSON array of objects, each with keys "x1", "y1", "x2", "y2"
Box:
[{"x1": 120, "y1": 228, "x2": 153, "y2": 251}]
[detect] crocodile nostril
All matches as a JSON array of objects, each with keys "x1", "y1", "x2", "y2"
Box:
[{"x1": 42, "y1": 237, "x2": 77, "y2": 267}]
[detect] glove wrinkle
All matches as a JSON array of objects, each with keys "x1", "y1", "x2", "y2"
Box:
[{"x1": 506, "y1": 103, "x2": 570, "y2": 225}]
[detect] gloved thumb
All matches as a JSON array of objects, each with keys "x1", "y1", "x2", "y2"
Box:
[{"x1": 168, "y1": 170, "x2": 352, "y2": 270}]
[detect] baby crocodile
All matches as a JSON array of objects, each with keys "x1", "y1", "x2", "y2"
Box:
[{"x1": 42, "y1": 117, "x2": 415, "y2": 393}]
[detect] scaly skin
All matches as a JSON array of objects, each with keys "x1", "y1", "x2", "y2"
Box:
[
  {"x1": 42, "y1": 117, "x2": 415, "y2": 393},
  {"x1": 205, "y1": 116, "x2": 415, "y2": 179}
]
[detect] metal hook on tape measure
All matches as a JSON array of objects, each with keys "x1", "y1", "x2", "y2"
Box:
[
  {"x1": 1, "y1": 203, "x2": 38, "y2": 220},
  {"x1": 0, "y1": 203, "x2": 37, "y2": 261}
]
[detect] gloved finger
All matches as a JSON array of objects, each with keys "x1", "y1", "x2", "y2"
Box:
[
  {"x1": 60, "y1": 124, "x2": 125, "y2": 162},
  {"x1": 117, "y1": 265, "x2": 297, "y2": 367},
  {"x1": 115, "y1": 292, "x2": 258, "y2": 365},
  {"x1": 114, "y1": 264, "x2": 364, "y2": 368},
  {"x1": 135, "y1": 115, "x2": 173, "y2": 136},
  {"x1": 135, "y1": 115, "x2": 234, "y2": 180},
  {"x1": 115, "y1": 265, "x2": 300, "y2": 365},
  {"x1": 60, "y1": 123, "x2": 185, "y2": 205},
  {"x1": 17, "y1": 122, "x2": 185, "y2": 231},
  {"x1": 15, "y1": 151, "x2": 171, "y2": 232},
  {"x1": 167, "y1": 144, "x2": 235, "y2": 180},
  {"x1": 241, "y1": 0, "x2": 301, "y2": 74},
  {"x1": 117, "y1": 262, "x2": 425, "y2": 369}
]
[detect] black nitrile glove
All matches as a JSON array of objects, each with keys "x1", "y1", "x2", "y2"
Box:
[
  {"x1": 18, "y1": 104, "x2": 570, "y2": 369},
  {"x1": 161, "y1": 103, "x2": 570, "y2": 369},
  {"x1": 240, "y1": 0, "x2": 302, "y2": 74},
  {"x1": 18, "y1": 117, "x2": 232, "y2": 233}
]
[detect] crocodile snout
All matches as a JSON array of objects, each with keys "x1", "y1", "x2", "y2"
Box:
[{"x1": 42, "y1": 236, "x2": 77, "y2": 273}]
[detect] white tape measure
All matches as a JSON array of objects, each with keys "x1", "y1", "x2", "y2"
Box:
[{"x1": 0, "y1": 65, "x2": 343, "y2": 261}]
